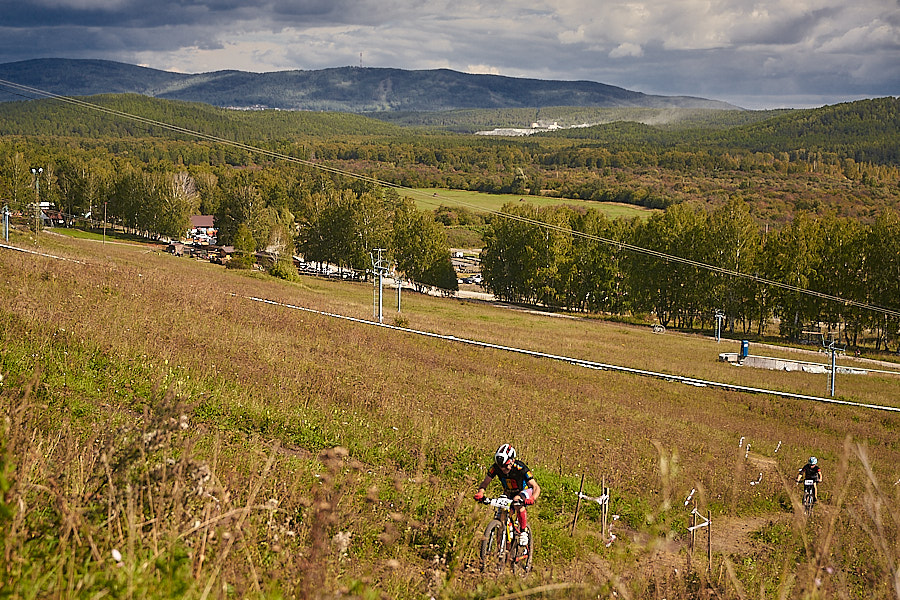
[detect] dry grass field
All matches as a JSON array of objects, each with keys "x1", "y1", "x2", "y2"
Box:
[{"x1": 2, "y1": 229, "x2": 900, "y2": 599}]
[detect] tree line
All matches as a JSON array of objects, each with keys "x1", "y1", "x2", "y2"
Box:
[
  {"x1": 1, "y1": 95, "x2": 899, "y2": 350},
  {"x1": 481, "y1": 201, "x2": 900, "y2": 351},
  {"x1": 1, "y1": 95, "x2": 899, "y2": 230},
  {"x1": 0, "y1": 144, "x2": 458, "y2": 293}
]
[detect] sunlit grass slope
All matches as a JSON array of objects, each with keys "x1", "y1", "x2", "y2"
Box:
[{"x1": 2, "y1": 231, "x2": 899, "y2": 599}]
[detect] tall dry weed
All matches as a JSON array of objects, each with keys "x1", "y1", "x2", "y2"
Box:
[{"x1": 0, "y1": 376, "x2": 312, "y2": 599}]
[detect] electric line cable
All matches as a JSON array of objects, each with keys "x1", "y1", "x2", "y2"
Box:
[
  {"x1": 243, "y1": 293, "x2": 900, "y2": 413},
  {"x1": 2, "y1": 77, "x2": 899, "y2": 320}
]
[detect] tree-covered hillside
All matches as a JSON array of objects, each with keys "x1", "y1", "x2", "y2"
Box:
[
  {"x1": 542, "y1": 97, "x2": 900, "y2": 166},
  {"x1": 369, "y1": 106, "x2": 785, "y2": 133},
  {"x1": 0, "y1": 58, "x2": 737, "y2": 112},
  {"x1": 1, "y1": 94, "x2": 899, "y2": 227},
  {"x1": 0, "y1": 94, "x2": 410, "y2": 140}
]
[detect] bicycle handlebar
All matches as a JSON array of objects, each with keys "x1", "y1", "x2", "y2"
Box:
[{"x1": 479, "y1": 496, "x2": 522, "y2": 509}]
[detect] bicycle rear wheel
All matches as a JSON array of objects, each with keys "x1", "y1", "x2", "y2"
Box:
[{"x1": 480, "y1": 520, "x2": 506, "y2": 573}]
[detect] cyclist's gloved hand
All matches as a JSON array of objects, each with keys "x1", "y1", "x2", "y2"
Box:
[{"x1": 474, "y1": 490, "x2": 485, "y2": 501}]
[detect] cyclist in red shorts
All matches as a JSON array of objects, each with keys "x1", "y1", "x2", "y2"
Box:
[{"x1": 474, "y1": 444, "x2": 541, "y2": 545}]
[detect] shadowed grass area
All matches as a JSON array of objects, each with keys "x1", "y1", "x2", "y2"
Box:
[{"x1": 1, "y1": 231, "x2": 899, "y2": 599}]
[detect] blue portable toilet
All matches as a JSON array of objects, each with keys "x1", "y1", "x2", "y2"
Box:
[{"x1": 740, "y1": 340, "x2": 750, "y2": 358}]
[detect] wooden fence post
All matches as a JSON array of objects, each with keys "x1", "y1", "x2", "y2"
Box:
[
  {"x1": 690, "y1": 503, "x2": 696, "y2": 553},
  {"x1": 571, "y1": 473, "x2": 585, "y2": 536},
  {"x1": 707, "y1": 510, "x2": 712, "y2": 574},
  {"x1": 601, "y1": 476, "x2": 607, "y2": 538}
]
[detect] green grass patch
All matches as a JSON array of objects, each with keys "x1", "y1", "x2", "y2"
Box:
[{"x1": 410, "y1": 187, "x2": 654, "y2": 220}]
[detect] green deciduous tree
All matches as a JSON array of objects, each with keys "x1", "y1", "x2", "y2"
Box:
[
  {"x1": 866, "y1": 209, "x2": 900, "y2": 351},
  {"x1": 481, "y1": 203, "x2": 571, "y2": 307},
  {"x1": 706, "y1": 198, "x2": 763, "y2": 333},
  {"x1": 391, "y1": 198, "x2": 457, "y2": 293},
  {"x1": 0, "y1": 151, "x2": 33, "y2": 212},
  {"x1": 761, "y1": 214, "x2": 823, "y2": 340},
  {"x1": 296, "y1": 188, "x2": 389, "y2": 273},
  {"x1": 627, "y1": 203, "x2": 709, "y2": 328}
]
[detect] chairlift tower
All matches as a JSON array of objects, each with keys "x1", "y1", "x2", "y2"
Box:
[
  {"x1": 714, "y1": 310, "x2": 726, "y2": 343},
  {"x1": 394, "y1": 268, "x2": 402, "y2": 313},
  {"x1": 31, "y1": 167, "x2": 43, "y2": 234},
  {"x1": 824, "y1": 336, "x2": 845, "y2": 397},
  {"x1": 371, "y1": 248, "x2": 389, "y2": 323}
]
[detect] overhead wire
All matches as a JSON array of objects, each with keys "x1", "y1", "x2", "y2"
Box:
[{"x1": 2, "y1": 77, "x2": 899, "y2": 320}]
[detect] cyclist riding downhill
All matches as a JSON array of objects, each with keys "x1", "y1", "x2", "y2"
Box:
[
  {"x1": 474, "y1": 444, "x2": 541, "y2": 547},
  {"x1": 796, "y1": 456, "x2": 822, "y2": 507}
]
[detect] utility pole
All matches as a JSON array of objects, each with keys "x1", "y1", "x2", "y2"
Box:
[
  {"x1": 825, "y1": 337, "x2": 845, "y2": 397},
  {"x1": 2, "y1": 205, "x2": 9, "y2": 242},
  {"x1": 371, "y1": 248, "x2": 388, "y2": 323},
  {"x1": 31, "y1": 167, "x2": 43, "y2": 234}
]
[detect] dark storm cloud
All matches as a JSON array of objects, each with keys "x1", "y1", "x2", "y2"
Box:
[{"x1": 0, "y1": 0, "x2": 897, "y2": 107}]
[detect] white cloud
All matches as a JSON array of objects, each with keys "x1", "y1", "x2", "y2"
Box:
[
  {"x1": 1, "y1": 0, "x2": 897, "y2": 108},
  {"x1": 558, "y1": 25, "x2": 586, "y2": 45},
  {"x1": 609, "y1": 42, "x2": 643, "y2": 58},
  {"x1": 818, "y1": 20, "x2": 900, "y2": 54},
  {"x1": 466, "y1": 64, "x2": 501, "y2": 75}
]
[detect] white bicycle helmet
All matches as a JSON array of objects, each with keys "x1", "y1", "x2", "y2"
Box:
[
  {"x1": 809, "y1": 456, "x2": 818, "y2": 465},
  {"x1": 495, "y1": 443, "x2": 516, "y2": 467}
]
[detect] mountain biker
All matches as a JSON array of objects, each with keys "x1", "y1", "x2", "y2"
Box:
[
  {"x1": 474, "y1": 444, "x2": 541, "y2": 545},
  {"x1": 796, "y1": 456, "x2": 822, "y2": 503}
]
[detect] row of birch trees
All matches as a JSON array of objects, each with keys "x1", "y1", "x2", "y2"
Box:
[{"x1": 481, "y1": 200, "x2": 900, "y2": 350}]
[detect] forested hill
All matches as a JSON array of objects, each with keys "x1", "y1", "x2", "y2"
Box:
[
  {"x1": 728, "y1": 97, "x2": 900, "y2": 163},
  {"x1": 0, "y1": 94, "x2": 408, "y2": 139},
  {"x1": 2, "y1": 93, "x2": 898, "y2": 168},
  {"x1": 0, "y1": 58, "x2": 737, "y2": 112},
  {"x1": 541, "y1": 97, "x2": 900, "y2": 166}
]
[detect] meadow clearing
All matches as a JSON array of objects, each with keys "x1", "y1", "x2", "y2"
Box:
[
  {"x1": 2, "y1": 228, "x2": 900, "y2": 599},
  {"x1": 410, "y1": 188, "x2": 654, "y2": 220}
]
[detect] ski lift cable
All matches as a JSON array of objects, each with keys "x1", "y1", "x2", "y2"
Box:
[{"x1": 2, "y1": 78, "x2": 898, "y2": 320}]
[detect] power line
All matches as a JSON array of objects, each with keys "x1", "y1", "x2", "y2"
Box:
[
  {"x1": 2, "y1": 78, "x2": 898, "y2": 319},
  {"x1": 243, "y1": 293, "x2": 900, "y2": 413}
]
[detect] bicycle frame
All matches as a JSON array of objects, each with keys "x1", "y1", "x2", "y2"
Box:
[
  {"x1": 802, "y1": 479, "x2": 817, "y2": 515},
  {"x1": 479, "y1": 496, "x2": 532, "y2": 574}
]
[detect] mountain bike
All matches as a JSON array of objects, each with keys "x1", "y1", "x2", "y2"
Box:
[
  {"x1": 478, "y1": 496, "x2": 533, "y2": 575},
  {"x1": 801, "y1": 479, "x2": 817, "y2": 516}
]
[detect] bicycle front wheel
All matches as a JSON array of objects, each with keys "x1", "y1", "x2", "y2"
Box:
[
  {"x1": 480, "y1": 520, "x2": 506, "y2": 574},
  {"x1": 510, "y1": 526, "x2": 534, "y2": 576}
]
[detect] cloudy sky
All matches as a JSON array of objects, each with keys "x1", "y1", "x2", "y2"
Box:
[{"x1": 0, "y1": 0, "x2": 897, "y2": 109}]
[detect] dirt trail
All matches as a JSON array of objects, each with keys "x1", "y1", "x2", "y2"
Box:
[{"x1": 607, "y1": 511, "x2": 790, "y2": 580}]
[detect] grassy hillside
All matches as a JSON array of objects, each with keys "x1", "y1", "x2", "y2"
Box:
[{"x1": 2, "y1": 228, "x2": 900, "y2": 599}]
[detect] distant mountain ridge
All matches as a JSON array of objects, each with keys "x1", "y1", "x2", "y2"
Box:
[{"x1": 0, "y1": 58, "x2": 739, "y2": 113}]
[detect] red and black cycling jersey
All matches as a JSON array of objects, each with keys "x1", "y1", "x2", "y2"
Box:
[
  {"x1": 799, "y1": 463, "x2": 821, "y2": 481},
  {"x1": 487, "y1": 460, "x2": 534, "y2": 496}
]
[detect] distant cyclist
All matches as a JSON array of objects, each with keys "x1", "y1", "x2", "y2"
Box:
[
  {"x1": 474, "y1": 444, "x2": 541, "y2": 545},
  {"x1": 796, "y1": 456, "x2": 822, "y2": 503}
]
